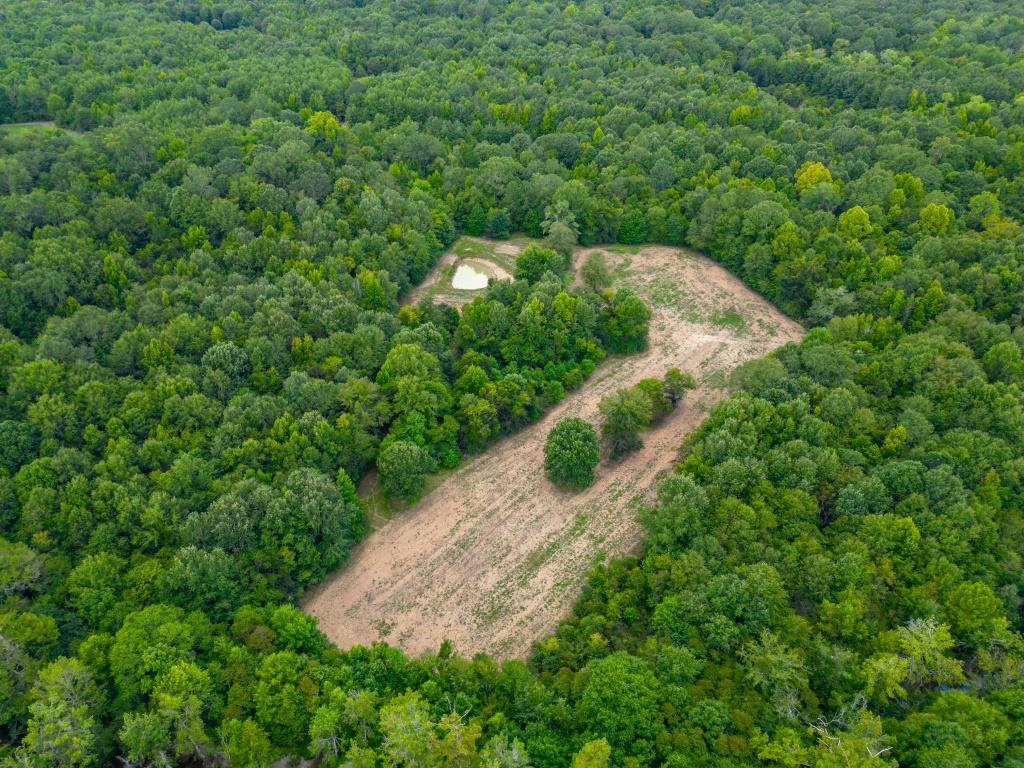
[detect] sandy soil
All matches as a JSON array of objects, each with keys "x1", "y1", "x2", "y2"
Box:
[
  {"x1": 306, "y1": 246, "x2": 804, "y2": 659},
  {"x1": 463, "y1": 258, "x2": 512, "y2": 281},
  {"x1": 494, "y1": 242, "x2": 522, "y2": 257},
  {"x1": 403, "y1": 252, "x2": 458, "y2": 306}
]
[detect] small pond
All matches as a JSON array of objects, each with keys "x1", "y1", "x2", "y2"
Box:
[{"x1": 451, "y1": 263, "x2": 489, "y2": 290}]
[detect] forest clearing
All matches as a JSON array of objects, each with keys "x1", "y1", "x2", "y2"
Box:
[
  {"x1": 401, "y1": 235, "x2": 523, "y2": 306},
  {"x1": 305, "y1": 244, "x2": 805, "y2": 658}
]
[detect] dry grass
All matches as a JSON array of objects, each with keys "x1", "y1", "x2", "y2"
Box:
[{"x1": 305, "y1": 245, "x2": 804, "y2": 659}]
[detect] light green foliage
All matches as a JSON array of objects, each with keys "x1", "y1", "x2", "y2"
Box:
[
  {"x1": 579, "y1": 252, "x2": 611, "y2": 293},
  {"x1": 837, "y1": 205, "x2": 874, "y2": 240},
  {"x1": 577, "y1": 654, "x2": 661, "y2": 755},
  {"x1": 570, "y1": 739, "x2": 610, "y2": 768},
  {"x1": 918, "y1": 202, "x2": 954, "y2": 235},
  {"x1": 378, "y1": 692, "x2": 437, "y2": 766},
  {"x1": 221, "y1": 718, "x2": 273, "y2": 768},
  {"x1": 12, "y1": 658, "x2": 98, "y2": 768},
  {"x1": 794, "y1": 161, "x2": 833, "y2": 192}
]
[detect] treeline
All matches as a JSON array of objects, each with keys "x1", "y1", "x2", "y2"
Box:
[{"x1": 1, "y1": 0, "x2": 1024, "y2": 766}]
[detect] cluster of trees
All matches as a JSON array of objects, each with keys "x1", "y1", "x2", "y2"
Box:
[
  {"x1": 1, "y1": 0, "x2": 1024, "y2": 765},
  {"x1": 545, "y1": 369, "x2": 692, "y2": 489},
  {"x1": 600, "y1": 369, "x2": 695, "y2": 459}
]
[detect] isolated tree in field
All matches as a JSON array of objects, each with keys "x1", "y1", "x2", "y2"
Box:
[
  {"x1": 599, "y1": 289, "x2": 650, "y2": 353},
  {"x1": 663, "y1": 367, "x2": 695, "y2": 406},
  {"x1": 633, "y1": 378, "x2": 673, "y2": 424},
  {"x1": 377, "y1": 440, "x2": 432, "y2": 501},
  {"x1": 545, "y1": 418, "x2": 600, "y2": 489},
  {"x1": 580, "y1": 251, "x2": 611, "y2": 293},
  {"x1": 599, "y1": 388, "x2": 652, "y2": 458},
  {"x1": 546, "y1": 221, "x2": 578, "y2": 258}
]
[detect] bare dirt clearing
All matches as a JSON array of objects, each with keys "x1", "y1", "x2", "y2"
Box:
[
  {"x1": 306, "y1": 245, "x2": 804, "y2": 659},
  {"x1": 402, "y1": 236, "x2": 526, "y2": 307}
]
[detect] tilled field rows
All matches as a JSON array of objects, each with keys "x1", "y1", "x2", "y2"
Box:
[{"x1": 305, "y1": 246, "x2": 804, "y2": 658}]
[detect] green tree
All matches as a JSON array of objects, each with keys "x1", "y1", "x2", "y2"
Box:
[
  {"x1": 544, "y1": 417, "x2": 600, "y2": 489},
  {"x1": 379, "y1": 692, "x2": 435, "y2": 767},
  {"x1": 599, "y1": 290, "x2": 650, "y2": 353},
  {"x1": 580, "y1": 252, "x2": 611, "y2": 293},
  {"x1": 465, "y1": 204, "x2": 486, "y2": 236},
  {"x1": 485, "y1": 208, "x2": 511, "y2": 239},
  {"x1": 570, "y1": 739, "x2": 610, "y2": 768},
  {"x1": 663, "y1": 367, "x2": 695, "y2": 406},
  {"x1": 918, "y1": 203, "x2": 954, "y2": 235},
  {"x1": 577, "y1": 653, "x2": 661, "y2": 755},
  {"x1": 221, "y1": 718, "x2": 272, "y2": 768},
  {"x1": 12, "y1": 658, "x2": 99, "y2": 768},
  {"x1": 837, "y1": 205, "x2": 873, "y2": 241},
  {"x1": 377, "y1": 440, "x2": 433, "y2": 501},
  {"x1": 617, "y1": 208, "x2": 647, "y2": 244},
  {"x1": 514, "y1": 245, "x2": 565, "y2": 284},
  {"x1": 599, "y1": 388, "x2": 653, "y2": 458},
  {"x1": 794, "y1": 161, "x2": 833, "y2": 192}
]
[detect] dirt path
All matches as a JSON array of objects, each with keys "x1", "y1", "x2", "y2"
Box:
[{"x1": 305, "y1": 246, "x2": 804, "y2": 659}]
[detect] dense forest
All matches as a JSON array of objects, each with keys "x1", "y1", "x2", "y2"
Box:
[{"x1": 1, "y1": 0, "x2": 1024, "y2": 765}]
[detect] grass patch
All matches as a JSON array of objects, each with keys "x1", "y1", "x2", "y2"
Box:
[
  {"x1": 0, "y1": 121, "x2": 83, "y2": 139},
  {"x1": 358, "y1": 469, "x2": 450, "y2": 533},
  {"x1": 453, "y1": 238, "x2": 494, "y2": 259},
  {"x1": 608, "y1": 243, "x2": 642, "y2": 254},
  {"x1": 646, "y1": 277, "x2": 686, "y2": 307},
  {"x1": 702, "y1": 370, "x2": 728, "y2": 390},
  {"x1": 710, "y1": 308, "x2": 748, "y2": 332}
]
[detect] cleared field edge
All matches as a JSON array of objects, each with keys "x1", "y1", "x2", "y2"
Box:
[{"x1": 304, "y1": 244, "x2": 804, "y2": 659}]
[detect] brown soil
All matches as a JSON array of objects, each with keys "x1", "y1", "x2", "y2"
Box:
[
  {"x1": 403, "y1": 253, "x2": 458, "y2": 306},
  {"x1": 305, "y1": 246, "x2": 804, "y2": 659}
]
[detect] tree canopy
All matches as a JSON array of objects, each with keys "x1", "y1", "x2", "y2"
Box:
[{"x1": 2, "y1": 0, "x2": 1024, "y2": 766}]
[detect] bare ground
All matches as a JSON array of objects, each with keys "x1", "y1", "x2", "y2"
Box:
[{"x1": 305, "y1": 245, "x2": 804, "y2": 659}]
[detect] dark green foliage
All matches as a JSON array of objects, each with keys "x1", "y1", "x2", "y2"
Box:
[
  {"x1": 485, "y1": 208, "x2": 511, "y2": 239},
  {"x1": 544, "y1": 417, "x2": 600, "y2": 489},
  {"x1": 376, "y1": 440, "x2": 432, "y2": 501},
  {"x1": 464, "y1": 204, "x2": 486, "y2": 237},
  {"x1": 663, "y1": 367, "x2": 696, "y2": 406},
  {"x1": 513, "y1": 244, "x2": 566, "y2": 284},
  {"x1": 599, "y1": 387, "x2": 653, "y2": 458},
  {"x1": 0, "y1": 420, "x2": 38, "y2": 472},
  {"x1": 599, "y1": 290, "x2": 651, "y2": 353},
  {"x1": 2, "y1": 0, "x2": 1024, "y2": 765},
  {"x1": 617, "y1": 208, "x2": 648, "y2": 244}
]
